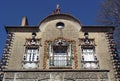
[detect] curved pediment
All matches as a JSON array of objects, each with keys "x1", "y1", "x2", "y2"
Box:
[{"x1": 38, "y1": 14, "x2": 82, "y2": 32}]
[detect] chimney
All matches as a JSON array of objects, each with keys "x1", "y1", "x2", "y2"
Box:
[{"x1": 21, "y1": 16, "x2": 28, "y2": 26}]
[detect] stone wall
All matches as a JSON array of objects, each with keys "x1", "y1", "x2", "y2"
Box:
[{"x1": 3, "y1": 70, "x2": 109, "y2": 81}]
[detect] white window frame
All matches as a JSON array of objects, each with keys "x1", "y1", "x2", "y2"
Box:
[
  {"x1": 82, "y1": 49, "x2": 95, "y2": 61},
  {"x1": 48, "y1": 40, "x2": 73, "y2": 67},
  {"x1": 25, "y1": 48, "x2": 39, "y2": 62},
  {"x1": 81, "y1": 48, "x2": 99, "y2": 69}
]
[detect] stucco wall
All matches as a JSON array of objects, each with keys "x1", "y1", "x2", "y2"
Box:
[{"x1": 5, "y1": 15, "x2": 116, "y2": 80}]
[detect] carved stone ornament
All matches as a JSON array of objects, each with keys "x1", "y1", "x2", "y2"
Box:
[
  {"x1": 25, "y1": 38, "x2": 41, "y2": 48},
  {"x1": 43, "y1": 37, "x2": 78, "y2": 69}
]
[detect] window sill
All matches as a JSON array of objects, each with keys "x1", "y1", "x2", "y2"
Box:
[
  {"x1": 49, "y1": 66, "x2": 72, "y2": 69},
  {"x1": 81, "y1": 60, "x2": 99, "y2": 63},
  {"x1": 22, "y1": 61, "x2": 39, "y2": 64}
]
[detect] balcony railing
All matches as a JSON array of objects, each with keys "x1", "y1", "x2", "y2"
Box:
[{"x1": 81, "y1": 60, "x2": 99, "y2": 69}]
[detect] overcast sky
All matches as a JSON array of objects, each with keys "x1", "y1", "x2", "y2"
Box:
[{"x1": 0, "y1": 0, "x2": 103, "y2": 58}]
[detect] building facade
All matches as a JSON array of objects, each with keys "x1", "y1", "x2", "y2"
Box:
[{"x1": 0, "y1": 6, "x2": 120, "y2": 81}]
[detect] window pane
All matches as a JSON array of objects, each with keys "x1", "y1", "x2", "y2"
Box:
[
  {"x1": 83, "y1": 49, "x2": 94, "y2": 61},
  {"x1": 34, "y1": 54, "x2": 38, "y2": 61},
  {"x1": 26, "y1": 54, "x2": 30, "y2": 61},
  {"x1": 52, "y1": 46, "x2": 68, "y2": 66},
  {"x1": 54, "y1": 55, "x2": 67, "y2": 66},
  {"x1": 49, "y1": 42, "x2": 73, "y2": 67},
  {"x1": 25, "y1": 48, "x2": 38, "y2": 62},
  {"x1": 82, "y1": 48, "x2": 99, "y2": 69}
]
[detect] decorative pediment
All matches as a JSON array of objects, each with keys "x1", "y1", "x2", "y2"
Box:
[
  {"x1": 53, "y1": 38, "x2": 68, "y2": 46},
  {"x1": 24, "y1": 32, "x2": 41, "y2": 48},
  {"x1": 79, "y1": 38, "x2": 96, "y2": 48},
  {"x1": 25, "y1": 38, "x2": 41, "y2": 47}
]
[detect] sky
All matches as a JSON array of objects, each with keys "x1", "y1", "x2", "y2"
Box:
[{"x1": 0, "y1": 0, "x2": 103, "y2": 58}]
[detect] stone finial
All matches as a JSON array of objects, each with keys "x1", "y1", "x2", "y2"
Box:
[
  {"x1": 52, "y1": 4, "x2": 61, "y2": 15},
  {"x1": 56, "y1": 4, "x2": 60, "y2": 14}
]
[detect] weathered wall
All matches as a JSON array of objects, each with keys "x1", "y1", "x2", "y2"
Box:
[{"x1": 3, "y1": 15, "x2": 116, "y2": 81}]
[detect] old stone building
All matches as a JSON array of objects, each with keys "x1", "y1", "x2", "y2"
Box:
[{"x1": 0, "y1": 5, "x2": 120, "y2": 81}]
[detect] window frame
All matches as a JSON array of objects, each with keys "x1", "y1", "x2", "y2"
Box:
[
  {"x1": 81, "y1": 47, "x2": 99, "y2": 69},
  {"x1": 24, "y1": 47, "x2": 39, "y2": 63},
  {"x1": 49, "y1": 40, "x2": 72, "y2": 67},
  {"x1": 22, "y1": 38, "x2": 41, "y2": 69},
  {"x1": 43, "y1": 38, "x2": 77, "y2": 69},
  {"x1": 79, "y1": 38, "x2": 99, "y2": 69}
]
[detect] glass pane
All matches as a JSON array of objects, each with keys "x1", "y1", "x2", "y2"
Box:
[
  {"x1": 34, "y1": 54, "x2": 38, "y2": 61},
  {"x1": 25, "y1": 48, "x2": 38, "y2": 62},
  {"x1": 53, "y1": 46, "x2": 67, "y2": 53},
  {"x1": 83, "y1": 49, "x2": 94, "y2": 61},
  {"x1": 26, "y1": 54, "x2": 30, "y2": 61},
  {"x1": 82, "y1": 48, "x2": 99, "y2": 69},
  {"x1": 27, "y1": 49, "x2": 31, "y2": 54},
  {"x1": 54, "y1": 55, "x2": 67, "y2": 66}
]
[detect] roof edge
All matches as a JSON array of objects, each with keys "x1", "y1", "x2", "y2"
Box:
[
  {"x1": 38, "y1": 13, "x2": 82, "y2": 26},
  {"x1": 82, "y1": 25, "x2": 115, "y2": 32},
  {"x1": 5, "y1": 26, "x2": 39, "y2": 33}
]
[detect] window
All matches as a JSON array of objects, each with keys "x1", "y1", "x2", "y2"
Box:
[
  {"x1": 56, "y1": 22, "x2": 64, "y2": 29},
  {"x1": 81, "y1": 48, "x2": 99, "y2": 69},
  {"x1": 53, "y1": 46, "x2": 68, "y2": 66},
  {"x1": 24, "y1": 48, "x2": 39, "y2": 62},
  {"x1": 48, "y1": 39, "x2": 73, "y2": 68},
  {"x1": 22, "y1": 36, "x2": 41, "y2": 69},
  {"x1": 22, "y1": 48, "x2": 39, "y2": 69},
  {"x1": 79, "y1": 37, "x2": 99, "y2": 69},
  {"x1": 82, "y1": 49, "x2": 94, "y2": 61}
]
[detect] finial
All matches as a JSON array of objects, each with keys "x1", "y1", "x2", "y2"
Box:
[
  {"x1": 56, "y1": 4, "x2": 60, "y2": 9},
  {"x1": 52, "y1": 4, "x2": 61, "y2": 15},
  {"x1": 56, "y1": 4, "x2": 60, "y2": 14}
]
